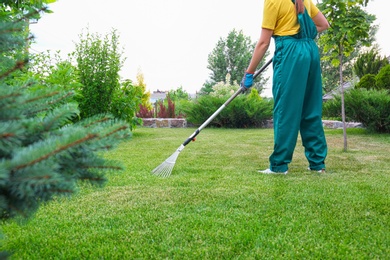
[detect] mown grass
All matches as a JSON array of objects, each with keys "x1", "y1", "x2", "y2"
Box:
[{"x1": 1, "y1": 127, "x2": 389, "y2": 259}]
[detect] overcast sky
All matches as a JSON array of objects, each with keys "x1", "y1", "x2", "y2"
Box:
[{"x1": 30, "y1": 0, "x2": 389, "y2": 96}]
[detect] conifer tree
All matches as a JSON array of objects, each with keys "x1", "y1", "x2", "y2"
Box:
[
  {"x1": 135, "y1": 69, "x2": 152, "y2": 110},
  {"x1": 353, "y1": 48, "x2": 389, "y2": 79},
  {"x1": 0, "y1": 0, "x2": 130, "y2": 223}
]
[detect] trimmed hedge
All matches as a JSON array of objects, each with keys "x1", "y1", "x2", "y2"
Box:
[
  {"x1": 184, "y1": 94, "x2": 273, "y2": 128},
  {"x1": 346, "y1": 89, "x2": 390, "y2": 133},
  {"x1": 323, "y1": 89, "x2": 390, "y2": 133},
  {"x1": 376, "y1": 64, "x2": 390, "y2": 90}
]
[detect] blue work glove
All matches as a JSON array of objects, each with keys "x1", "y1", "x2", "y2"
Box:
[{"x1": 240, "y1": 72, "x2": 254, "y2": 89}]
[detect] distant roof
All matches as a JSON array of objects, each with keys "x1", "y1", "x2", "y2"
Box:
[
  {"x1": 323, "y1": 82, "x2": 353, "y2": 101},
  {"x1": 150, "y1": 91, "x2": 167, "y2": 104},
  {"x1": 149, "y1": 91, "x2": 198, "y2": 103}
]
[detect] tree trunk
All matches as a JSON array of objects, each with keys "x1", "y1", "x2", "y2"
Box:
[{"x1": 339, "y1": 48, "x2": 348, "y2": 152}]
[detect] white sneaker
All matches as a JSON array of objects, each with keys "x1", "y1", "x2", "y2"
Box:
[
  {"x1": 308, "y1": 167, "x2": 325, "y2": 173},
  {"x1": 258, "y1": 168, "x2": 288, "y2": 175}
]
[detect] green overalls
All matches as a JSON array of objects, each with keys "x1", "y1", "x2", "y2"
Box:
[{"x1": 269, "y1": 2, "x2": 327, "y2": 172}]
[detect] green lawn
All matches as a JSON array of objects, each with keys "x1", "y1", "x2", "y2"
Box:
[{"x1": 1, "y1": 127, "x2": 389, "y2": 259}]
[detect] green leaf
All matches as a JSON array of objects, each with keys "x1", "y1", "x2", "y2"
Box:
[{"x1": 331, "y1": 58, "x2": 340, "y2": 67}]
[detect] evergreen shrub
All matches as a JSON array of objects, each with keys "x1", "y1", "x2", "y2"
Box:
[
  {"x1": 345, "y1": 89, "x2": 390, "y2": 133},
  {"x1": 0, "y1": 3, "x2": 131, "y2": 223},
  {"x1": 322, "y1": 96, "x2": 343, "y2": 121},
  {"x1": 173, "y1": 99, "x2": 191, "y2": 118},
  {"x1": 355, "y1": 74, "x2": 377, "y2": 90},
  {"x1": 376, "y1": 64, "x2": 390, "y2": 90},
  {"x1": 184, "y1": 91, "x2": 273, "y2": 128},
  {"x1": 323, "y1": 89, "x2": 390, "y2": 133},
  {"x1": 353, "y1": 48, "x2": 389, "y2": 79}
]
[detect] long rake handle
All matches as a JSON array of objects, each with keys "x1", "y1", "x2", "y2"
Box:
[{"x1": 182, "y1": 58, "x2": 273, "y2": 146}]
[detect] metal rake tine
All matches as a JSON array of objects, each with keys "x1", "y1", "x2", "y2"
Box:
[
  {"x1": 162, "y1": 165, "x2": 174, "y2": 178},
  {"x1": 161, "y1": 164, "x2": 173, "y2": 178},
  {"x1": 152, "y1": 154, "x2": 176, "y2": 177},
  {"x1": 152, "y1": 163, "x2": 167, "y2": 177},
  {"x1": 155, "y1": 164, "x2": 166, "y2": 177},
  {"x1": 152, "y1": 144, "x2": 184, "y2": 177}
]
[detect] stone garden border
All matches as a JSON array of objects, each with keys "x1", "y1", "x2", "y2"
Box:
[{"x1": 141, "y1": 118, "x2": 363, "y2": 129}]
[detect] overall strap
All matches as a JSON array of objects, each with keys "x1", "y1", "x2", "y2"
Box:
[{"x1": 291, "y1": 0, "x2": 317, "y2": 39}]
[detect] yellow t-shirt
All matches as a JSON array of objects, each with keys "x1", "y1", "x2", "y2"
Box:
[{"x1": 262, "y1": 0, "x2": 320, "y2": 36}]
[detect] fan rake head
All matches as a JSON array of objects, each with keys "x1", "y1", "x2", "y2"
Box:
[{"x1": 152, "y1": 145, "x2": 184, "y2": 177}]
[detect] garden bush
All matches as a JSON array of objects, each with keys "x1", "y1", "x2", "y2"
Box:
[
  {"x1": 110, "y1": 79, "x2": 143, "y2": 130},
  {"x1": 184, "y1": 89, "x2": 273, "y2": 128},
  {"x1": 355, "y1": 74, "x2": 377, "y2": 90},
  {"x1": 167, "y1": 87, "x2": 192, "y2": 117},
  {"x1": 321, "y1": 96, "x2": 346, "y2": 121},
  {"x1": 137, "y1": 104, "x2": 154, "y2": 118},
  {"x1": 174, "y1": 99, "x2": 192, "y2": 118},
  {"x1": 376, "y1": 64, "x2": 390, "y2": 90},
  {"x1": 136, "y1": 87, "x2": 192, "y2": 119},
  {"x1": 137, "y1": 96, "x2": 176, "y2": 119},
  {"x1": 345, "y1": 88, "x2": 390, "y2": 133},
  {"x1": 353, "y1": 48, "x2": 389, "y2": 79},
  {"x1": 323, "y1": 88, "x2": 390, "y2": 133},
  {"x1": 74, "y1": 29, "x2": 123, "y2": 119},
  {"x1": 156, "y1": 96, "x2": 175, "y2": 118}
]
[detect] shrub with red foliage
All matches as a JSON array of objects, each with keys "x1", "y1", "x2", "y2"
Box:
[
  {"x1": 137, "y1": 96, "x2": 177, "y2": 118},
  {"x1": 137, "y1": 104, "x2": 154, "y2": 118},
  {"x1": 157, "y1": 100, "x2": 167, "y2": 118},
  {"x1": 156, "y1": 96, "x2": 176, "y2": 118},
  {"x1": 167, "y1": 96, "x2": 175, "y2": 118}
]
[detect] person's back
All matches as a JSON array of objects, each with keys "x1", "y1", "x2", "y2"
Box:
[{"x1": 241, "y1": 0, "x2": 330, "y2": 174}]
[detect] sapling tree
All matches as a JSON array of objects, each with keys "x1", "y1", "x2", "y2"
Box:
[
  {"x1": 318, "y1": 0, "x2": 375, "y2": 151},
  {"x1": 317, "y1": 25, "x2": 377, "y2": 93}
]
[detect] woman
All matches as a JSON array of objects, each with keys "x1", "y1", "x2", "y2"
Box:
[{"x1": 241, "y1": 0, "x2": 330, "y2": 174}]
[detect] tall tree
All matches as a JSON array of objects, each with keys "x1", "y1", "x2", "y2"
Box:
[
  {"x1": 203, "y1": 29, "x2": 269, "y2": 95},
  {"x1": 318, "y1": 0, "x2": 375, "y2": 151}
]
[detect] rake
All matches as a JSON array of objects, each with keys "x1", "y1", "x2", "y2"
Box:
[{"x1": 152, "y1": 58, "x2": 273, "y2": 177}]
